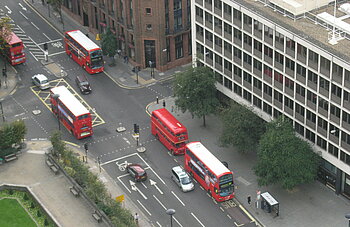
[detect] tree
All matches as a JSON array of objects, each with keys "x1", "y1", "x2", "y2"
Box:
[
  {"x1": 0, "y1": 17, "x2": 13, "y2": 55},
  {"x1": 173, "y1": 66, "x2": 219, "y2": 126},
  {"x1": 101, "y1": 27, "x2": 118, "y2": 66},
  {"x1": 12, "y1": 120, "x2": 26, "y2": 146},
  {"x1": 50, "y1": 131, "x2": 66, "y2": 157},
  {"x1": 219, "y1": 102, "x2": 266, "y2": 153},
  {"x1": 254, "y1": 116, "x2": 321, "y2": 190}
]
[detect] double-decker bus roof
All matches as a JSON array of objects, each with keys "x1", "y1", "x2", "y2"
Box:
[
  {"x1": 8, "y1": 32, "x2": 21, "y2": 45},
  {"x1": 152, "y1": 108, "x2": 187, "y2": 134},
  {"x1": 51, "y1": 86, "x2": 89, "y2": 117},
  {"x1": 66, "y1": 30, "x2": 100, "y2": 51},
  {"x1": 186, "y1": 142, "x2": 230, "y2": 176}
]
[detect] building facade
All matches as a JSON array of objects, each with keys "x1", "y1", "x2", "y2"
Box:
[
  {"x1": 62, "y1": 0, "x2": 192, "y2": 71},
  {"x1": 192, "y1": 0, "x2": 350, "y2": 198}
]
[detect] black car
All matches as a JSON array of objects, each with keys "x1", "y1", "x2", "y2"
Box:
[{"x1": 75, "y1": 75, "x2": 91, "y2": 94}]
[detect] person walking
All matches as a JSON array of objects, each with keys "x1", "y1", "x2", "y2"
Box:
[{"x1": 134, "y1": 213, "x2": 139, "y2": 225}]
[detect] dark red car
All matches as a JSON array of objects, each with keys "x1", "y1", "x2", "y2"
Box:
[{"x1": 126, "y1": 164, "x2": 147, "y2": 182}]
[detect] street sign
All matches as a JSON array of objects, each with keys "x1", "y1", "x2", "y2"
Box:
[{"x1": 116, "y1": 195, "x2": 124, "y2": 202}]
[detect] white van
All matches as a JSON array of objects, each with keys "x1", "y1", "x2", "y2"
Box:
[
  {"x1": 171, "y1": 166, "x2": 194, "y2": 192},
  {"x1": 32, "y1": 74, "x2": 50, "y2": 90}
]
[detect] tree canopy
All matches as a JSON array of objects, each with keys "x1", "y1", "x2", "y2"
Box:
[
  {"x1": 0, "y1": 120, "x2": 26, "y2": 157},
  {"x1": 219, "y1": 102, "x2": 266, "y2": 153},
  {"x1": 101, "y1": 27, "x2": 118, "y2": 66},
  {"x1": 254, "y1": 116, "x2": 321, "y2": 190},
  {"x1": 173, "y1": 66, "x2": 219, "y2": 126},
  {"x1": 0, "y1": 17, "x2": 13, "y2": 53}
]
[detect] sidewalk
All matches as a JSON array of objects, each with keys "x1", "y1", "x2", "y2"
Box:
[
  {"x1": 0, "y1": 59, "x2": 18, "y2": 104},
  {"x1": 147, "y1": 97, "x2": 350, "y2": 227},
  {"x1": 26, "y1": 0, "x2": 190, "y2": 89}
]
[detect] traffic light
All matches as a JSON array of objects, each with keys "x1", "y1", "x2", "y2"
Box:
[
  {"x1": 43, "y1": 43, "x2": 48, "y2": 51},
  {"x1": 2, "y1": 69, "x2": 6, "y2": 77},
  {"x1": 84, "y1": 143, "x2": 88, "y2": 151},
  {"x1": 133, "y1": 124, "x2": 139, "y2": 134}
]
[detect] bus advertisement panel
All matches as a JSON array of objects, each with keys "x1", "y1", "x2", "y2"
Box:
[
  {"x1": 151, "y1": 108, "x2": 188, "y2": 155},
  {"x1": 64, "y1": 30, "x2": 103, "y2": 74},
  {"x1": 184, "y1": 142, "x2": 234, "y2": 202},
  {"x1": 50, "y1": 86, "x2": 93, "y2": 139},
  {"x1": 3, "y1": 32, "x2": 26, "y2": 65}
]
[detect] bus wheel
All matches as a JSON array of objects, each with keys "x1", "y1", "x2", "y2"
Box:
[
  {"x1": 69, "y1": 54, "x2": 72, "y2": 58},
  {"x1": 155, "y1": 134, "x2": 159, "y2": 140},
  {"x1": 82, "y1": 65, "x2": 86, "y2": 69},
  {"x1": 207, "y1": 190, "x2": 211, "y2": 196},
  {"x1": 170, "y1": 150, "x2": 174, "y2": 155}
]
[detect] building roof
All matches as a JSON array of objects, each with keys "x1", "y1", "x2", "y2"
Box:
[
  {"x1": 232, "y1": 0, "x2": 350, "y2": 64},
  {"x1": 50, "y1": 86, "x2": 89, "y2": 117},
  {"x1": 186, "y1": 142, "x2": 231, "y2": 176},
  {"x1": 65, "y1": 30, "x2": 100, "y2": 51}
]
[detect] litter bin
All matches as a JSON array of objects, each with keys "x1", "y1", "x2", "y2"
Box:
[{"x1": 0, "y1": 158, "x2": 3, "y2": 165}]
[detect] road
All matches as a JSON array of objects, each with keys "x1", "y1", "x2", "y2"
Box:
[{"x1": 0, "y1": 1, "x2": 257, "y2": 226}]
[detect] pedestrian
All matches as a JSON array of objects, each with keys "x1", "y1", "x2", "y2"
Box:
[
  {"x1": 162, "y1": 100, "x2": 166, "y2": 108},
  {"x1": 124, "y1": 55, "x2": 128, "y2": 64},
  {"x1": 117, "y1": 49, "x2": 121, "y2": 58},
  {"x1": 134, "y1": 213, "x2": 139, "y2": 224}
]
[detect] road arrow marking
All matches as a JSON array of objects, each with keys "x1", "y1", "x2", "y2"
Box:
[
  {"x1": 18, "y1": 3, "x2": 27, "y2": 11},
  {"x1": 130, "y1": 180, "x2": 147, "y2": 199},
  {"x1": 150, "y1": 179, "x2": 163, "y2": 194},
  {"x1": 5, "y1": 6, "x2": 12, "y2": 14}
]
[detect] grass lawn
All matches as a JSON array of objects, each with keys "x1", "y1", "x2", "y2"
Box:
[{"x1": 0, "y1": 198, "x2": 36, "y2": 227}]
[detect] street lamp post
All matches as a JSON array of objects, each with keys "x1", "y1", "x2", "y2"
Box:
[
  {"x1": 52, "y1": 94, "x2": 61, "y2": 131},
  {"x1": 346, "y1": 214, "x2": 350, "y2": 227},
  {"x1": 166, "y1": 208, "x2": 176, "y2": 227}
]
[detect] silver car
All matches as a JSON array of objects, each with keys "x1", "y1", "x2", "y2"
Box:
[
  {"x1": 171, "y1": 166, "x2": 194, "y2": 192},
  {"x1": 32, "y1": 74, "x2": 50, "y2": 90}
]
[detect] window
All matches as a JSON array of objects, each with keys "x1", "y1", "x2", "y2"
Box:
[
  {"x1": 330, "y1": 104, "x2": 341, "y2": 118},
  {"x1": 214, "y1": 17, "x2": 222, "y2": 30},
  {"x1": 224, "y1": 23, "x2": 232, "y2": 35},
  {"x1": 307, "y1": 90, "x2": 317, "y2": 104},
  {"x1": 343, "y1": 111, "x2": 350, "y2": 124},
  {"x1": 196, "y1": 25, "x2": 204, "y2": 36},
  {"x1": 205, "y1": 30, "x2": 213, "y2": 42},
  {"x1": 263, "y1": 84, "x2": 272, "y2": 96},
  {"x1": 243, "y1": 34, "x2": 252, "y2": 46},
  {"x1": 285, "y1": 37, "x2": 295, "y2": 51},
  {"x1": 319, "y1": 76, "x2": 329, "y2": 91},
  {"x1": 174, "y1": 0, "x2": 182, "y2": 10},
  {"x1": 296, "y1": 83, "x2": 305, "y2": 97},
  {"x1": 308, "y1": 70, "x2": 318, "y2": 85},
  {"x1": 264, "y1": 65, "x2": 272, "y2": 78},
  {"x1": 146, "y1": 8, "x2": 152, "y2": 15},
  {"x1": 317, "y1": 137, "x2": 327, "y2": 150},
  {"x1": 263, "y1": 102, "x2": 272, "y2": 115},
  {"x1": 243, "y1": 71, "x2": 252, "y2": 84},
  {"x1": 297, "y1": 44, "x2": 307, "y2": 57},
  {"x1": 243, "y1": 53, "x2": 252, "y2": 65},
  {"x1": 214, "y1": 0, "x2": 221, "y2": 10},
  {"x1": 243, "y1": 90, "x2": 252, "y2": 101},
  {"x1": 275, "y1": 31, "x2": 284, "y2": 46},
  {"x1": 234, "y1": 83, "x2": 242, "y2": 95},
  {"x1": 318, "y1": 97, "x2": 329, "y2": 111},
  {"x1": 285, "y1": 77, "x2": 294, "y2": 90},
  {"x1": 146, "y1": 24, "x2": 152, "y2": 30},
  {"x1": 320, "y1": 57, "x2": 330, "y2": 72},
  {"x1": 331, "y1": 84, "x2": 342, "y2": 98},
  {"x1": 342, "y1": 132, "x2": 350, "y2": 146},
  {"x1": 254, "y1": 39, "x2": 262, "y2": 52},
  {"x1": 224, "y1": 41, "x2": 231, "y2": 53},
  {"x1": 264, "y1": 46, "x2": 273, "y2": 58},
  {"x1": 243, "y1": 14, "x2": 252, "y2": 28},
  {"x1": 318, "y1": 117, "x2": 328, "y2": 131},
  {"x1": 175, "y1": 35, "x2": 183, "y2": 59},
  {"x1": 253, "y1": 20, "x2": 263, "y2": 36},
  {"x1": 233, "y1": 28, "x2": 242, "y2": 40},
  {"x1": 224, "y1": 59, "x2": 232, "y2": 72},
  {"x1": 333, "y1": 63, "x2": 343, "y2": 78},
  {"x1": 328, "y1": 144, "x2": 338, "y2": 158},
  {"x1": 285, "y1": 57, "x2": 295, "y2": 71},
  {"x1": 234, "y1": 65, "x2": 241, "y2": 78},
  {"x1": 233, "y1": 47, "x2": 241, "y2": 59},
  {"x1": 274, "y1": 90, "x2": 283, "y2": 103},
  {"x1": 205, "y1": 12, "x2": 213, "y2": 24},
  {"x1": 264, "y1": 25, "x2": 273, "y2": 39},
  {"x1": 214, "y1": 36, "x2": 222, "y2": 47},
  {"x1": 295, "y1": 122, "x2": 304, "y2": 136},
  {"x1": 308, "y1": 50, "x2": 318, "y2": 65},
  {"x1": 253, "y1": 96, "x2": 262, "y2": 108},
  {"x1": 223, "y1": 3, "x2": 231, "y2": 16},
  {"x1": 284, "y1": 96, "x2": 293, "y2": 110},
  {"x1": 296, "y1": 64, "x2": 306, "y2": 78},
  {"x1": 253, "y1": 78, "x2": 262, "y2": 89},
  {"x1": 305, "y1": 129, "x2": 315, "y2": 143},
  {"x1": 253, "y1": 59, "x2": 262, "y2": 71},
  {"x1": 233, "y1": 8, "x2": 241, "y2": 22},
  {"x1": 275, "y1": 51, "x2": 284, "y2": 65},
  {"x1": 295, "y1": 103, "x2": 304, "y2": 116},
  {"x1": 306, "y1": 110, "x2": 316, "y2": 123}
]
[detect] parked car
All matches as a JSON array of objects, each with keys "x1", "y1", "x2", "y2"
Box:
[
  {"x1": 171, "y1": 166, "x2": 194, "y2": 192},
  {"x1": 31, "y1": 74, "x2": 50, "y2": 90},
  {"x1": 75, "y1": 75, "x2": 91, "y2": 94},
  {"x1": 126, "y1": 164, "x2": 147, "y2": 182}
]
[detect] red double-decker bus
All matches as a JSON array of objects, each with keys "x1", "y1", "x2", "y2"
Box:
[
  {"x1": 151, "y1": 108, "x2": 188, "y2": 155},
  {"x1": 3, "y1": 32, "x2": 26, "y2": 65},
  {"x1": 50, "y1": 86, "x2": 93, "y2": 139},
  {"x1": 184, "y1": 142, "x2": 234, "y2": 202},
  {"x1": 64, "y1": 30, "x2": 103, "y2": 74}
]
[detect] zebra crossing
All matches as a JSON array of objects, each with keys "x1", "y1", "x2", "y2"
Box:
[{"x1": 1, "y1": 8, "x2": 64, "y2": 61}]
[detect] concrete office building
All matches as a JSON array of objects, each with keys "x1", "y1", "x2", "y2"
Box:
[
  {"x1": 62, "y1": 0, "x2": 192, "y2": 71},
  {"x1": 192, "y1": 0, "x2": 350, "y2": 198}
]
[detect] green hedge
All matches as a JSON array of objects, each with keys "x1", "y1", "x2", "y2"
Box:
[{"x1": 50, "y1": 132, "x2": 137, "y2": 227}]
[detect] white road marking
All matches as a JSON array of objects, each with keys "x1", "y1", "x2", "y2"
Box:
[
  {"x1": 137, "y1": 200, "x2": 152, "y2": 216},
  {"x1": 173, "y1": 217, "x2": 183, "y2": 227},
  {"x1": 117, "y1": 175, "x2": 131, "y2": 193},
  {"x1": 30, "y1": 51, "x2": 38, "y2": 61},
  {"x1": 153, "y1": 195, "x2": 167, "y2": 210},
  {"x1": 27, "y1": 150, "x2": 45, "y2": 154},
  {"x1": 156, "y1": 221, "x2": 162, "y2": 227},
  {"x1": 171, "y1": 191, "x2": 185, "y2": 206},
  {"x1": 14, "y1": 112, "x2": 25, "y2": 117},
  {"x1": 150, "y1": 179, "x2": 163, "y2": 194},
  {"x1": 19, "y1": 11, "x2": 28, "y2": 19},
  {"x1": 191, "y1": 213, "x2": 205, "y2": 227},
  {"x1": 31, "y1": 22, "x2": 40, "y2": 30},
  {"x1": 5, "y1": 6, "x2": 12, "y2": 14},
  {"x1": 48, "y1": 51, "x2": 66, "y2": 57},
  {"x1": 101, "y1": 153, "x2": 137, "y2": 166},
  {"x1": 43, "y1": 33, "x2": 51, "y2": 40}
]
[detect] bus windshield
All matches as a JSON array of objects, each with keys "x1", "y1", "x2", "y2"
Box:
[{"x1": 90, "y1": 50, "x2": 102, "y2": 58}]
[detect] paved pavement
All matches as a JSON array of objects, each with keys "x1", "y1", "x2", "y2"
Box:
[{"x1": 1, "y1": 0, "x2": 349, "y2": 226}]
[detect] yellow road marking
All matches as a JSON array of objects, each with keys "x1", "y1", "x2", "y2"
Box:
[{"x1": 239, "y1": 204, "x2": 257, "y2": 223}]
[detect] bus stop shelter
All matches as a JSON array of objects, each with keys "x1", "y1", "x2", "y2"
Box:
[{"x1": 260, "y1": 192, "x2": 279, "y2": 216}]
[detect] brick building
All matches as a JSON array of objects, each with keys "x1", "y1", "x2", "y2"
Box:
[{"x1": 62, "y1": 0, "x2": 192, "y2": 71}]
